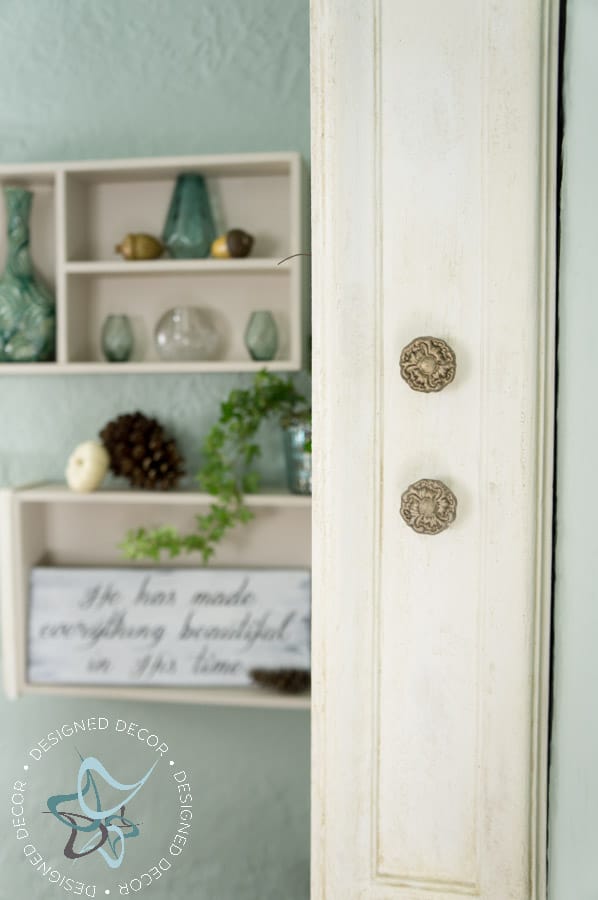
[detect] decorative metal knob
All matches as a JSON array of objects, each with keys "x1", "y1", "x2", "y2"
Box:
[
  {"x1": 400, "y1": 478, "x2": 457, "y2": 535},
  {"x1": 399, "y1": 336, "x2": 456, "y2": 393}
]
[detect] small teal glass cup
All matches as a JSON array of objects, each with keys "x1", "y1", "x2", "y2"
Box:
[
  {"x1": 101, "y1": 314, "x2": 134, "y2": 362},
  {"x1": 244, "y1": 311, "x2": 278, "y2": 361}
]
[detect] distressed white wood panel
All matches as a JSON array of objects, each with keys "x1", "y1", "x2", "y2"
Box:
[
  {"x1": 311, "y1": 0, "x2": 557, "y2": 898},
  {"x1": 377, "y1": 2, "x2": 482, "y2": 888}
]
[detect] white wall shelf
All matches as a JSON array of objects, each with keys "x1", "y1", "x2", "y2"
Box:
[
  {"x1": 0, "y1": 483, "x2": 311, "y2": 708},
  {"x1": 0, "y1": 153, "x2": 306, "y2": 373},
  {"x1": 0, "y1": 360, "x2": 301, "y2": 376},
  {"x1": 64, "y1": 258, "x2": 288, "y2": 275},
  {"x1": 16, "y1": 483, "x2": 312, "y2": 508}
]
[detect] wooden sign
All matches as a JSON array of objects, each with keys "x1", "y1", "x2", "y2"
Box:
[{"x1": 28, "y1": 567, "x2": 310, "y2": 687}]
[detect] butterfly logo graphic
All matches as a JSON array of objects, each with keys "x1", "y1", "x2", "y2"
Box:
[{"x1": 45, "y1": 754, "x2": 157, "y2": 869}]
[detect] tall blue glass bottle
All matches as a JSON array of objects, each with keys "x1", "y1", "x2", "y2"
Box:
[{"x1": 162, "y1": 173, "x2": 216, "y2": 259}]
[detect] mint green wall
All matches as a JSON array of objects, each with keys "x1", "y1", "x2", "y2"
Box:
[
  {"x1": 549, "y1": 2, "x2": 598, "y2": 897},
  {"x1": 0, "y1": 1, "x2": 310, "y2": 897}
]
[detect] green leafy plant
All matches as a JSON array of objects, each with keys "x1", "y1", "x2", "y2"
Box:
[{"x1": 121, "y1": 370, "x2": 310, "y2": 563}]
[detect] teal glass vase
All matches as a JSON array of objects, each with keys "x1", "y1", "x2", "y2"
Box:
[
  {"x1": 162, "y1": 173, "x2": 216, "y2": 259},
  {"x1": 244, "y1": 310, "x2": 278, "y2": 361},
  {"x1": 101, "y1": 314, "x2": 134, "y2": 362},
  {"x1": 0, "y1": 187, "x2": 55, "y2": 362}
]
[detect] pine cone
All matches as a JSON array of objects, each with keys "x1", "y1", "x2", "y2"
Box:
[
  {"x1": 250, "y1": 668, "x2": 311, "y2": 695},
  {"x1": 99, "y1": 411, "x2": 185, "y2": 490}
]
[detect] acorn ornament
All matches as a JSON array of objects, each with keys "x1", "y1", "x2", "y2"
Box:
[
  {"x1": 115, "y1": 233, "x2": 164, "y2": 261},
  {"x1": 211, "y1": 228, "x2": 254, "y2": 259}
]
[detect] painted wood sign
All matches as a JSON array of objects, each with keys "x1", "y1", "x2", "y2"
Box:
[{"x1": 28, "y1": 567, "x2": 310, "y2": 687}]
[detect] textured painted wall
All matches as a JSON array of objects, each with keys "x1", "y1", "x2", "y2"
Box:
[
  {"x1": 0, "y1": 1, "x2": 310, "y2": 897},
  {"x1": 549, "y1": 2, "x2": 598, "y2": 897}
]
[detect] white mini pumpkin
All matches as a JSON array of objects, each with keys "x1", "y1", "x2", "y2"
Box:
[{"x1": 66, "y1": 440, "x2": 109, "y2": 493}]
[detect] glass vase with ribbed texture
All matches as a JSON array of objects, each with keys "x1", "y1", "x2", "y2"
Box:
[
  {"x1": 162, "y1": 173, "x2": 216, "y2": 259},
  {"x1": 0, "y1": 187, "x2": 55, "y2": 362},
  {"x1": 101, "y1": 314, "x2": 134, "y2": 362},
  {"x1": 244, "y1": 311, "x2": 278, "y2": 361}
]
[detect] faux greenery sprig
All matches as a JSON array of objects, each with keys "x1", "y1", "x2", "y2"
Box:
[{"x1": 121, "y1": 370, "x2": 309, "y2": 563}]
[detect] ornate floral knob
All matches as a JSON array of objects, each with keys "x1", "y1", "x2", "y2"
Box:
[
  {"x1": 400, "y1": 478, "x2": 457, "y2": 535},
  {"x1": 399, "y1": 336, "x2": 456, "y2": 392}
]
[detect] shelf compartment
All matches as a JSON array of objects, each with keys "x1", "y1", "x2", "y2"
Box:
[
  {"x1": 64, "y1": 158, "x2": 298, "y2": 263},
  {"x1": 12, "y1": 485, "x2": 311, "y2": 568},
  {"x1": 65, "y1": 270, "x2": 296, "y2": 366},
  {"x1": 1, "y1": 484, "x2": 311, "y2": 708}
]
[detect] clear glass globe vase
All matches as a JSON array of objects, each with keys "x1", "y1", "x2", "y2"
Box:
[{"x1": 154, "y1": 306, "x2": 220, "y2": 362}]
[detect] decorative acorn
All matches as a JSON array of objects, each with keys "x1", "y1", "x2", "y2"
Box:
[
  {"x1": 99, "y1": 411, "x2": 185, "y2": 490},
  {"x1": 115, "y1": 233, "x2": 164, "y2": 261},
  {"x1": 211, "y1": 228, "x2": 254, "y2": 259},
  {"x1": 249, "y1": 668, "x2": 311, "y2": 695}
]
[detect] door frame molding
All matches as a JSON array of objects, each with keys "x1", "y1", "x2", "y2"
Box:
[
  {"x1": 532, "y1": 2, "x2": 560, "y2": 896},
  {"x1": 310, "y1": 1, "x2": 559, "y2": 896}
]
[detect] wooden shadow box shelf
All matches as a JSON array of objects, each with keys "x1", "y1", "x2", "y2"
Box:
[
  {"x1": 0, "y1": 153, "x2": 307, "y2": 373},
  {"x1": 0, "y1": 484, "x2": 311, "y2": 709}
]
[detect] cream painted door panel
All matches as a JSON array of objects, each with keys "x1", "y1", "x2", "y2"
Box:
[{"x1": 311, "y1": 1, "x2": 557, "y2": 899}]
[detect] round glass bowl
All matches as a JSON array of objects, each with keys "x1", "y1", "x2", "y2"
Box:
[{"x1": 154, "y1": 306, "x2": 220, "y2": 362}]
